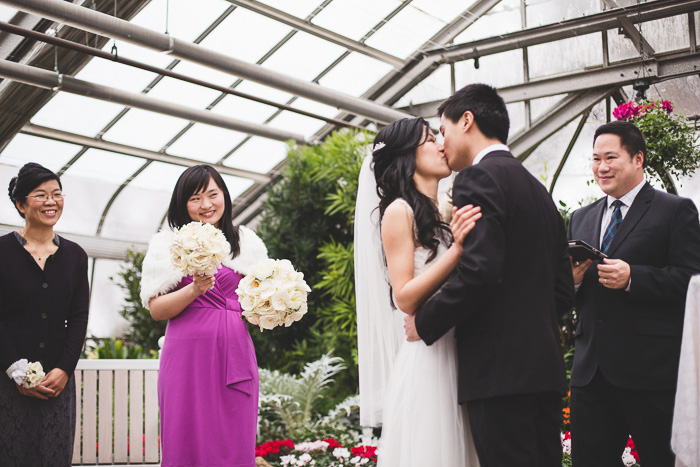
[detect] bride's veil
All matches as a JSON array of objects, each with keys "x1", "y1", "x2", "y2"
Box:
[{"x1": 355, "y1": 153, "x2": 405, "y2": 428}]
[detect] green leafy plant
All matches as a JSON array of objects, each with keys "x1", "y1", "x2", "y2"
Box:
[
  {"x1": 614, "y1": 100, "x2": 700, "y2": 194},
  {"x1": 110, "y1": 248, "x2": 166, "y2": 353},
  {"x1": 84, "y1": 338, "x2": 153, "y2": 359},
  {"x1": 255, "y1": 130, "x2": 373, "y2": 406},
  {"x1": 258, "y1": 353, "x2": 361, "y2": 443}
]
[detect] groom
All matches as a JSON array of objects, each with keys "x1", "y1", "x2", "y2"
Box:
[{"x1": 405, "y1": 83, "x2": 575, "y2": 466}]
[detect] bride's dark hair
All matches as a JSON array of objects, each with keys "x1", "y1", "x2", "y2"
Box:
[{"x1": 372, "y1": 117, "x2": 451, "y2": 262}]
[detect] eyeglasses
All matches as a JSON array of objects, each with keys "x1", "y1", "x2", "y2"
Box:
[{"x1": 27, "y1": 193, "x2": 64, "y2": 202}]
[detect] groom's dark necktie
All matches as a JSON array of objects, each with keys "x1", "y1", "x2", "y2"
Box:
[{"x1": 601, "y1": 200, "x2": 623, "y2": 254}]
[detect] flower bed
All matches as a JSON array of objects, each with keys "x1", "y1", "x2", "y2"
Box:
[{"x1": 256, "y1": 438, "x2": 376, "y2": 466}]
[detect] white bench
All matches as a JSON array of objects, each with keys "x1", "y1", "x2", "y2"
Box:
[{"x1": 72, "y1": 359, "x2": 160, "y2": 465}]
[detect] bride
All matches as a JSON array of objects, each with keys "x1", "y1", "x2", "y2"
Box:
[{"x1": 356, "y1": 117, "x2": 481, "y2": 467}]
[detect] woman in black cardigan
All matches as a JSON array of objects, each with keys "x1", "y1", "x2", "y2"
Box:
[{"x1": 0, "y1": 163, "x2": 89, "y2": 466}]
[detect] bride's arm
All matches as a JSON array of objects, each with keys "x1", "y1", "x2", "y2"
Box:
[{"x1": 382, "y1": 203, "x2": 480, "y2": 315}]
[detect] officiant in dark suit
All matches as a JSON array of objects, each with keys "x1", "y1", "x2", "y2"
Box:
[
  {"x1": 404, "y1": 83, "x2": 575, "y2": 467},
  {"x1": 568, "y1": 120, "x2": 700, "y2": 466}
]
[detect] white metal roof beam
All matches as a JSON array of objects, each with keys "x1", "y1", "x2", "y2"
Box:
[
  {"x1": 0, "y1": 223, "x2": 146, "y2": 259},
  {"x1": 509, "y1": 87, "x2": 617, "y2": 160},
  {"x1": 400, "y1": 49, "x2": 700, "y2": 115},
  {"x1": 0, "y1": 59, "x2": 307, "y2": 143},
  {"x1": 0, "y1": 0, "x2": 411, "y2": 124},
  {"x1": 225, "y1": 0, "x2": 405, "y2": 69},
  {"x1": 20, "y1": 123, "x2": 271, "y2": 183},
  {"x1": 431, "y1": 0, "x2": 696, "y2": 63}
]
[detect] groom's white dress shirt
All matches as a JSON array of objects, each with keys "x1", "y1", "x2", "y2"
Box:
[{"x1": 472, "y1": 143, "x2": 510, "y2": 166}]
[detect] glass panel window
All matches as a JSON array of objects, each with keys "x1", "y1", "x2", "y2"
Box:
[
  {"x1": 147, "y1": 76, "x2": 221, "y2": 110},
  {"x1": 394, "y1": 65, "x2": 451, "y2": 110},
  {"x1": 364, "y1": 7, "x2": 444, "y2": 59},
  {"x1": 0, "y1": 134, "x2": 80, "y2": 172},
  {"x1": 87, "y1": 258, "x2": 130, "y2": 338},
  {"x1": 0, "y1": 6, "x2": 17, "y2": 22},
  {"x1": 455, "y1": 50, "x2": 524, "y2": 89},
  {"x1": 64, "y1": 149, "x2": 144, "y2": 185},
  {"x1": 199, "y1": 7, "x2": 293, "y2": 64},
  {"x1": 261, "y1": 32, "x2": 346, "y2": 82},
  {"x1": 130, "y1": 0, "x2": 230, "y2": 43},
  {"x1": 526, "y1": 0, "x2": 600, "y2": 28},
  {"x1": 102, "y1": 109, "x2": 190, "y2": 152},
  {"x1": 223, "y1": 137, "x2": 289, "y2": 174},
  {"x1": 528, "y1": 34, "x2": 602, "y2": 80},
  {"x1": 261, "y1": 0, "x2": 321, "y2": 19},
  {"x1": 318, "y1": 53, "x2": 394, "y2": 97},
  {"x1": 410, "y1": 0, "x2": 473, "y2": 24},
  {"x1": 75, "y1": 58, "x2": 158, "y2": 94},
  {"x1": 311, "y1": 0, "x2": 400, "y2": 42},
  {"x1": 211, "y1": 94, "x2": 278, "y2": 125},
  {"x1": 454, "y1": 0, "x2": 521, "y2": 44},
  {"x1": 167, "y1": 124, "x2": 248, "y2": 163},
  {"x1": 57, "y1": 175, "x2": 117, "y2": 235},
  {"x1": 31, "y1": 93, "x2": 124, "y2": 137},
  {"x1": 269, "y1": 111, "x2": 325, "y2": 138}
]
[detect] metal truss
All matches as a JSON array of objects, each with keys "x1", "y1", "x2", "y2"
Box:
[
  {"x1": 0, "y1": 223, "x2": 146, "y2": 260},
  {"x1": 428, "y1": 0, "x2": 699, "y2": 64},
  {"x1": 224, "y1": 0, "x2": 404, "y2": 69},
  {"x1": 509, "y1": 87, "x2": 617, "y2": 160},
  {"x1": 0, "y1": 0, "x2": 411, "y2": 124},
  {"x1": 0, "y1": 59, "x2": 307, "y2": 143},
  {"x1": 20, "y1": 123, "x2": 271, "y2": 183}
]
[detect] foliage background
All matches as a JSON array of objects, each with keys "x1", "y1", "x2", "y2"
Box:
[{"x1": 254, "y1": 129, "x2": 372, "y2": 409}]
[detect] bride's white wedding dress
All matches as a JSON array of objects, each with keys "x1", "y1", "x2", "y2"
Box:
[{"x1": 378, "y1": 200, "x2": 480, "y2": 467}]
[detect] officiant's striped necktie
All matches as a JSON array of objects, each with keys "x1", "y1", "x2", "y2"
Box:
[{"x1": 601, "y1": 200, "x2": 623, "y2": 253}]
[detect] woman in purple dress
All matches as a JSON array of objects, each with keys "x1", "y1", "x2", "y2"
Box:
[{"x1": 140, "y1": 165, "x2": 267, "y2": 467}]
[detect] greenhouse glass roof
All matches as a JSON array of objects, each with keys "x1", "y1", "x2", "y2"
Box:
[{"x1": 0, "y1": 0, "x2": 699, "y2": 336}]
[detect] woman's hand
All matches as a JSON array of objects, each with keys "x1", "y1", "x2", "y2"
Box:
[
  {"x1": 450, "y1": 204, "x2": 482, "y2": 246},
  {"x1": 41, "y1": 368, "x2": 69, "y2": 397},
  {"x1": 16, "y1": 380, "x2": 55, "y2": 400},
  {"x1": 191, "y1": 273, "x2": 215, "y2": 295}
]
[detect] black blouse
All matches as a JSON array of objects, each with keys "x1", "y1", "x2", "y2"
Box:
[{"x1": 0, "y1": 232, "x2": 89, "y2": 375}]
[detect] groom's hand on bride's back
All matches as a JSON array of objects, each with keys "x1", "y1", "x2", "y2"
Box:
[{"x1": 404, "y1": 314, "x2": 421, "y2": 341}]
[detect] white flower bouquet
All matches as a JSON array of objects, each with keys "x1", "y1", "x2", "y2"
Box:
[
  {"x1": 170, "y1": 221, "x2": 231, "y2": 276},
  {"x1": 236, "y1": 258, "x2": 311, "y2": 331},
  {"x1": 9, "y1": 359, "x2": 45, "y2": 388},
  {"x1": 438, "y1": 183, "x2": 453, "y2": 222}
]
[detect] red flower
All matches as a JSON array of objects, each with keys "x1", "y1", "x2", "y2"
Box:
[
  {"x1": 351, "y1": 445, "x2": 378, "y2": 461},
  {"x1": 255, "y1": 439, "x2": 294, "y2": 458},
  {"x1": 626, "y1": 436, "x2": 640, "y2": 462},
  {"x1": 323, "y1": 438, "x2": 342, "y2": 449}
]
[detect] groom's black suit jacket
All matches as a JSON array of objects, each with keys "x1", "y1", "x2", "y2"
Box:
[
  {"x1": 415, "y1": 151, "x2": 575, "y2": 403},
  {"x1": 568, "y1": 182, "x2": 700, "y2": 390}
]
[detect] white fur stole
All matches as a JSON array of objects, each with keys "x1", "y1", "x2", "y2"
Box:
[{"x1": 139, "y1": 225, "x2": 268, "y2": 309}]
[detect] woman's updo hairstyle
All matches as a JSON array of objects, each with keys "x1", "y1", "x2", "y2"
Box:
[
  {"x1": 8, "y1": 162, "x2": 62, "y2": 219},
  {"x1": 372, "y1": 117, "x2": 450, "y2": 262}
]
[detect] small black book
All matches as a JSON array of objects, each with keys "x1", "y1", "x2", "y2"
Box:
[{"x1": 568, "y1": 240, "x2": 608, "y2": 262}]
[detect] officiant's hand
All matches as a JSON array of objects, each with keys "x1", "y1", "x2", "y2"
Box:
[
  {"x1": 404, "y1": 314, "x2": 420, "y2": 342},
  {"x1": 192, "y1": 273, "x2": 215, "y2": 295},
  {"x1": 597, "y1": 258, "x2": 630, "y2": 290},
  {"x1": 571, "y1": 258, "x2": 592, "y2": 285}
]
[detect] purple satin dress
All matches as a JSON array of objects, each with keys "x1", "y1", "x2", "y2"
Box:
[{"x1": 158, "y1": 266, "x2": 258, "y2": 467}]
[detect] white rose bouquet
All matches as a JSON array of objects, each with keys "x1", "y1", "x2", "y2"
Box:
[
  {"x1": 236, "y1": 258, "x2": 311, "y2": 331},
  {"x1": 438, "y1": 183, "x2": 453, "y2": 222},
  {"x1": 170, "y1": 221, "x2": 231, "y2": 276},
  {"x1": 8, "y1": 359, "x2": 45, "y2": 388}
]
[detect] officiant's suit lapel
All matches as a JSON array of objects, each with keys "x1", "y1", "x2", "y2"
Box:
[{"x1": 605, "y1": 182, "x2": 654, "y2": 257}]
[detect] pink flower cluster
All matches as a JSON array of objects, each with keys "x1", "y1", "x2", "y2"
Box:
[{"x1": 613, "y1": 100, "x2": 673, "y2": 121}]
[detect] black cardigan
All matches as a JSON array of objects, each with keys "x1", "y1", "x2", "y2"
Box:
[{"x1": 0, "y1": 232, "x2": 89, "y2": 375}]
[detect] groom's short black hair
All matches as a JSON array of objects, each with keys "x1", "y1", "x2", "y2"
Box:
[{"x1": 437, "y1": 83, "x2": 509, "y2": 144}]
